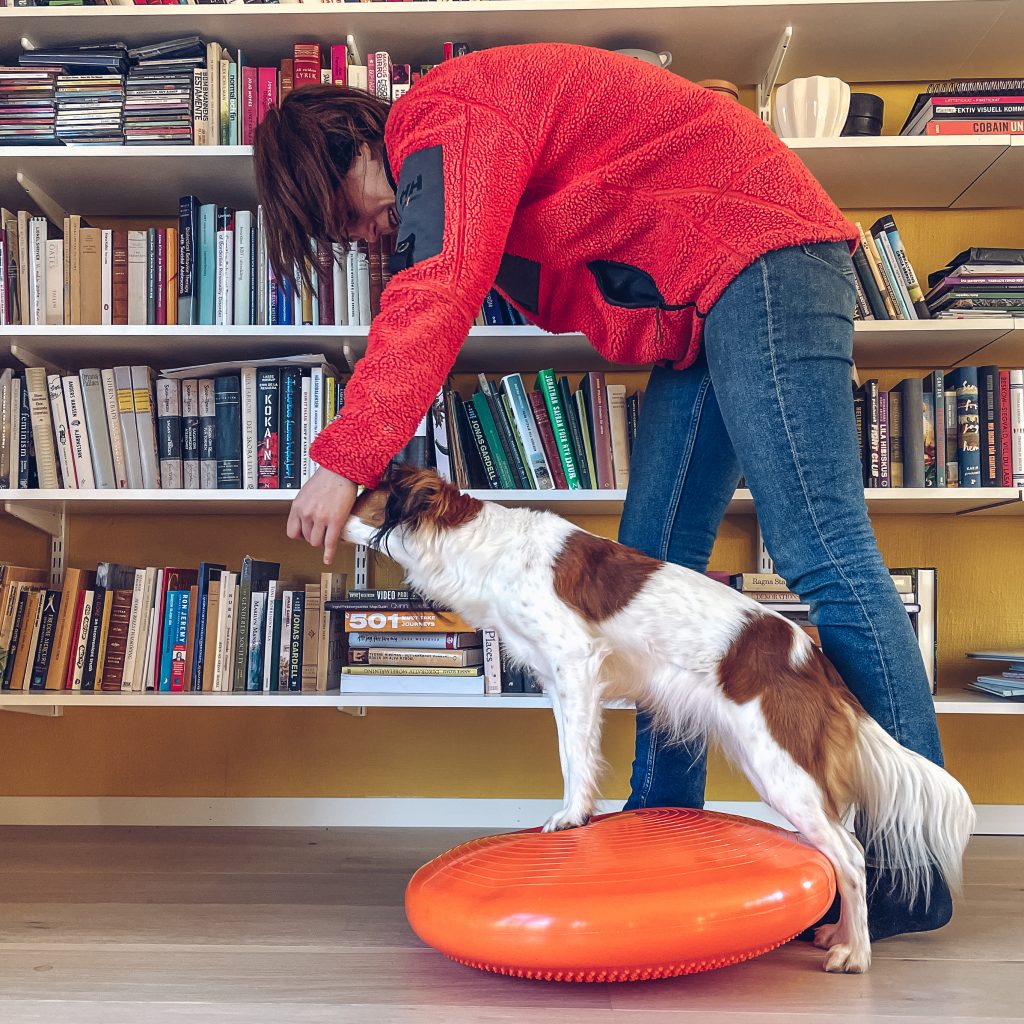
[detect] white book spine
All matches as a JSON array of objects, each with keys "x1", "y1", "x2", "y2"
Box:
[
  {"x1": 309, "y1": 366, "x2": 324, "y2": 474},
  {"x1": 300, "y1": 375, "x2": 311, "y2": 485},
  {"x1": 127, "y1": 230, "x2": 147, "y2": 326},
  {"x1": 134, "y1": 568, "x2": 158, "y2": 692},
  {"x1": 193, "y1": 67, "x2": 210, "y2": 146},
  {"x1": 45, "y1": 239, "x2": 63, "y2": 327},
  {"x1": 234, "y1": 209, "x2": 252, "y2": 326},
  {"x1": 218, "y1": 577, "x2": 238, "y2": 693},
  {"x1": 1011, "y1": 369, "x2": 1024, "y2": 487},
  {"x1": 100, "y1": 229, "x2": 113, "y2": 325},
  {"x1": 113, "y1": 365, "x2": 144, "y2": 489},
  {"x1": 606, "y1": 383, "x2": 631, "y2": 489},
  {"x1": 356, "y1": 246, "x2": 371, "y2": 326},
  {"x1": 262, "y1": 578, "x2": 278, "y2": 693},
  {"x1": 79, "y1": 368, "x2": 116, "y2": 489},
  {"x1": 482, "y1": 628, "x2": 501, "y2": 695},
  {"x1": 62, "y1": 376, "x2": 96, "y2": 489},
  {"x1": 24, "y1": 366, "x2": 59, "y2": 489},
  {"x1": 100, "y1": 369, "x2": 129, "y2": 489},
  {"x1": 332, "y1": 242, "x2": 347, "y2": 326},
  {"x1": 346, "y1": 243, "x2": 359, "y2": 326},
  {"x1": 29, "y1": 217, "x2": 45, "y2": 326},
  {"x1": 278, "y1": 589, "x2": 294, "y2": 692},
  {"x1": 46, "y1": 373, "x2": 76, "y2": 489},
  {"x1": 240, "y1": 365, "x2": 257, "y2": 489},
  {"x1": 70, "y1": 590, "x2": 94, "y2": 691},
  {"x1": 216, "y1": 222, "x2": 233, "y2": 325},
  {"x1": 121, "y1": 568, "x2": 147, "y2": 692}
]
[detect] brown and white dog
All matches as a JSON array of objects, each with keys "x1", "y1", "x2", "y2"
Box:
[{"x1": 344, "y1": 464, "x2": 975, "y2": 974}]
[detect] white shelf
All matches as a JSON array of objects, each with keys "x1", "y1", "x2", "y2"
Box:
[
  {"x1": 3, "y1": 487, "x2": 1021, "y2": 522},
  {"x1": 0, "y1": 688, "x2": 1017, "y2": 715},
  {"x1": 3, "y1": 322, "x2": 1022, "y2": 374},
  {"x1": 4, "y1": 137, "x2": 1024, "y2": 218},
  {"x1": 3, "y1": 1, "x2": 1023, "y2": 87}
]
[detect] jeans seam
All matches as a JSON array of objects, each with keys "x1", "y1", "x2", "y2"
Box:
[
  {"x1": 655, "y1": 373, "x2": 713, "y2": 561},
  {"x1": 757, "y1": 257, "x2": 903, "y2": 744},
  {"x1": 637, "y1": 723, "x2": 660, "y2": 807}
]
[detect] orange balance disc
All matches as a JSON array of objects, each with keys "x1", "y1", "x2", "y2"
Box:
[{"x1": 405, "y1": 807, "x2": 836, "y2": 982}]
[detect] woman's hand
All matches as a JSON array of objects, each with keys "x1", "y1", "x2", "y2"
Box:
[{"x1": 287, "y1": 467, "x2": 359, "y2": 566}]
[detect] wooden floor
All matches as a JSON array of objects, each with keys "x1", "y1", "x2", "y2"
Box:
[{"x1": 0, "y1": 827, "x2": 1021, "y2": 1024}]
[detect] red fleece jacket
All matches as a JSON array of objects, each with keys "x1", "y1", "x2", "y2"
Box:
[{"x1": 309, "y1": 43, "x2": 859, "y2": 486}]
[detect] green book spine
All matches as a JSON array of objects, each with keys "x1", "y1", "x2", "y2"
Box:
[
  {"x1": 232, "y1": 555, "x2": 254, "y2": 693},
  {"x1": 537, "y1": 369, "x2": 580, "y2": 489},
  {"x1": 500, "y1": 392, "x2": 533, "y2": 489},
  {"x1": 574, "y1": 389, "x2": 599, "y2": 489},
  {"x1": 470, "y1": 392, "x2": 516, "y2": 488},
  {"x1": 558, "y1": 375, "x2": 591, "y2": 488}
]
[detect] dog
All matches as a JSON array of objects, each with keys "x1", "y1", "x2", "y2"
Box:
[{"x1": 344, "y1": 464, "x2": 975, "y2": 974}]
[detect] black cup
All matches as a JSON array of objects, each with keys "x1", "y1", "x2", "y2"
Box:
[{"x1": 842, "y1": 92, "x2": 884, "y2": 136}]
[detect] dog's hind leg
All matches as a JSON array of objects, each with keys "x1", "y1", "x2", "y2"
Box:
[{"x1": 542, "y1": 647, "x2": 607, "y2": 833}]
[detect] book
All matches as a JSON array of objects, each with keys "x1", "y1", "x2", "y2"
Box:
[
  {"x1": 945, "y1": 367, "x2": 982, "y2": 487},
  {"x1": 346, "y1": 631, "x2": 481, "y2": 649},
  {"x1": 343, "y1": 610, "x2": 477, "y2": 633},
  {"x1": 348, "y1": 647, "x2": 484, "y2": 667}
]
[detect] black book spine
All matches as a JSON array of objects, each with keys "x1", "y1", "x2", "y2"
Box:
[
  {"x1": 256, "y1": 368, "x2": 280, "y2": 489},
  {"x1": 978, "y1": 365, "x2": 1001, "y2": 487},
  {"x1": 214, "y1": 375, "x2": 242, "y2": 489},
  {"x1": 288, "y1": 590, "x2": 305, "y2": 692},
  {"x1": 852, "y1": 246, "x2": 888, "y2": 319},
  {"x1": 18, "y1": 377, "x2": 33, "y2": 489},
  {"x1": 557, "y1": 375, "x2": 591, "y2": 489},
  {"x1": 178, "y1": 195, "x2": 199, "y2": 326},
  {"x1": 279, "y1": 367, "x2": 301, "y2": 489},
  {"x1": 462, "y1": 399, "x2": 501, "y2": 489},
  {"x1": 146, "y1": 227, "x2": 158, "y2": 326},
  {"x1": 80, "y1": 588, "x2": 106, "y2": 692},
  {"x1": 29, "y1": 590, "x2": 61, "y2": 691}
]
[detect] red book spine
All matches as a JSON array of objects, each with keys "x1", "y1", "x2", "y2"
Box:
[
  {"x1": 528, "y1": 390, "x2": 568, "y2": 489},
  {"x1": 443, "y1": 42, "x2": 454, "y2": 62},
  {"x1": 315, "y1": 241, "x2": 334, "y2": 326},
  {"x1": 280, "y1": 59, "x2": 293, "y2": 102},
  {"x1": 293, "y1": 43, "x2": 321, "y2": 90},
  {"x1": 112, "y1": 230, "x2": 128, "y2": 326},
  {"x1": 155, "y1": 230, "x2": 167, "y2": 326},
  {"x1": 999, "y1": 369, "x2": 1014, "y2": 486},
  {"x1": 242, "y1": 66, "x2": 258, "y2": 145},
  {"x1": 257, "y1": 68, "x2": 277, "y2": 122},
  {"x1": 330, "y1": 46, "x2": 348, "y2": 86},
  {"x1": 926, "y1": 119, "x2": 1024, "y2": 134}
]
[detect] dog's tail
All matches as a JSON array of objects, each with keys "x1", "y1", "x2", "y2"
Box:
[{"x1": 853, "y1": 716, "x2": 975, "y2": 906}]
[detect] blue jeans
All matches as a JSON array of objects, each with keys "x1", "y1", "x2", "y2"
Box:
[{"x1": 620, "y1": 241, "x2": 944, "y2": 813}]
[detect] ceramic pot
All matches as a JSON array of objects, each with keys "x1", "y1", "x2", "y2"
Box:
[
  {"x1": 615, "y1": 49, "x2": 673, "y2": 69},
  {"x1": 773, "y1": 76, "x2": 851, "y2": 138},
  {"x1": 842, "y1": 92, "x2": 884, "y2": 136}
]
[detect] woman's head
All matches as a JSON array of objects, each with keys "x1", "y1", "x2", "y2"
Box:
[{"x1": 253, "y1": 85, "x2": 395, "y2": 291}]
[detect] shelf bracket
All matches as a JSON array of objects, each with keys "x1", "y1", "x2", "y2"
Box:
[
  {"x1": 10, "y1": 344, "x2": 65, "y2": 376},
  {"x1": 757, "y1": 25, "x2": 793, "y2": 125},
  {"x1": 956, "y1": 491, "x2": 1024, "y2": 516},
  {"x1": 755, "y1": 520, "x2": 776, "y2": 574},
  {"x1": 336, "y1": 706, "x2": 368, "y2": 717},
  {"x1": 2, "y1": 504, "x2": 66, "y2": 587},
  {"x1": 15, "y1": 172, "x2": 68, "y2": 227},
  {"x1": 353, "y1": 543, "x2": 370, "y2": 591},
  {"x1": 0, "y1": 705, "x2": 63, "y2": 718}
]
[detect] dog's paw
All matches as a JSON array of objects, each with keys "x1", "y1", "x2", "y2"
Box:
[
  {"x1": 822, "y1": 943, "x2": 871, "y2": 974},
  {"x1": 541, "y1": 810, "x2": 591, "y2": 833}
]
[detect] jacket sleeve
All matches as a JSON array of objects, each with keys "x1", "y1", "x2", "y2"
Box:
[{"x1": 309, "y1": 93, "x2": 535, "y2": 486}]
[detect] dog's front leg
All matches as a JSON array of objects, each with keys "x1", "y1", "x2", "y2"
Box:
[{"x1": 542, "y1": 658, "x2": 605, "y2": 833}]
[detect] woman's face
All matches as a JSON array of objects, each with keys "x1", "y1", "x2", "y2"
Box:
[{"x1": 342, "y1": 143, "x2": 398, "y2": 244}]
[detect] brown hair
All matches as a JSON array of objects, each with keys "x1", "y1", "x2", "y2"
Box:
[{"x1": 253, "y1": 85, "x2": 390, "y2": 292}]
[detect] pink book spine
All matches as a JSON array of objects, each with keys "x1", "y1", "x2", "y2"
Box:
[
  {"x1": 331, "y1": 46, "x2": 348, "y2": 86},
  {"x1": 242, "y1": 66, "x2": 258, "y2": 145},
  {"x1": 257, "y1": 68, "x2": 278, "y2": 124}
]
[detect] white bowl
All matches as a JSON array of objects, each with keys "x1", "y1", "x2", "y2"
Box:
[{"x1": 773, "y1": 77, "x2": 851, "y2": 138}]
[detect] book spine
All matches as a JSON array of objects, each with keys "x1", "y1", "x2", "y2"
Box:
[
  {"x1": 951, "y1": 369, "x2": 982, "y2": 487},
  {"x1": 877, "y1": 389, "x2": 890, "y2": 488},
  {"x1": 130, "y1": 365, "x2": 161, "y2": 489},
  {"x1": 280, "y1": 368, "x2": 301, "y2": 489},
  {"x1": 234, "y1": 209, "x2": 252, "y2": 326},
  {"x1": 999, "y1": 370, "x2": 1014, "y2": 487},
  {"x1": 214, "y1": 375, "x2": 242, "y2": 489},
  {"x1": 500, "y1": 374, "x2": 554, "y2": 490},
  {"x1": 113, "y1": 366, "x2": 143, "y2": 488},
  {"x1": 46, "y1": 373, "x2": 75, "y2": 489},
  {"x1": 181, "y1": 380, "x2": 201, "y2": 490},
  {"x1": 62, "y1": 376, "x2": 96, "y2": 489},
  {"x1": 24, "y1": 367, "x2": 59, "y2": 489},
  {"x1": 978, "y1": 365, "x2": 1001, "y2": 487},
  {"x1": 482, "y1": 628, "x2": 501, "y2": 695},
  {"x1": 605, "y1": 383, "x2": 631, "y2": 489},
  {"x1": 198, "y1": 378, "x2": 218, "y2": 489},
  {"x1": 256, "y1": 368, "x2": 281, "y2": 488},
  {"x1": 926, "y1": 119, "x2": 1024, "y2": 134},
  {"x1": 463, "y1": 395, "x2": 503, "y2": 489},
  {"x1": 112, "y1": 231, "x2": 129, "y2": 326},
  {"x1": 875, "y1": 215, "x2": 930, "y2": 319},
  {"x1": 527, "y1": 389, "x2": 568, "y2": 488},
  {"x1": 288, "y1": 590, "x2": 305, "y2": 692},
  {"x1": 240, "y1": 365, "x2": 258, "y2": 489},
  {"x1": 29, "y1": 591, "x2": 61, "y2": 691},
  {"x1": 215, "y1": 208, "x2": 234, "y2": 326},
  {"x1": 100, "y1": 369, "x2": 129, "y2": 490},
  {"x1": 79, "y1": 368, "x2": 116, "y2": 489},
  {"x1": 558, "y1": 375, "x2": 591, "y2": 488},
  {"x1": 537, "y1": 369, "x2": 580, "y2": 488},
  {"x1": 156, "y1": 376, "x2": 183, "y2": 489}
]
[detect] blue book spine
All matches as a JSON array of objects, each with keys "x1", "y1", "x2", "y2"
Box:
[
  {"x1": 947, "y1": 366, "x2": 982, "y2": 488},
  {"x1": 280, "y1": 368, "x2": 301, "y2": 489},
  {"x1": 481, "y1": 291, "x2": 505, "y2": 326},
  {"x1": 171, "y1": 590, "x2": 190, "y2": 692},
  {"x1": 278, "y1": 279, "x2": 293, "y2": 326},
  {"x1": 192, "y1": 563, "x2": 226, "y2": 691},
  {"x1": 159, "y1": 591, "x2": 182, "y2": 692},
  {"x1": 177, "y1": 195, "x2": 200, "y2": 326},
  {"x1": 198, "y1": 204, "x2": 217, "y2": 326}
]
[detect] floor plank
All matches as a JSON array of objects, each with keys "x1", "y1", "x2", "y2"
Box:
[{"x1": 0, "y1": 827, "x2": 1020, "y2": 1023}]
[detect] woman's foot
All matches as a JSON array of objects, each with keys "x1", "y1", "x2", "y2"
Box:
[{"x1": 797, "y1": 864, "x2": 953, "y2": 942}]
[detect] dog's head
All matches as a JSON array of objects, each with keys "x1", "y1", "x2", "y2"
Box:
[{"x1": 345, "y1": 463, "x2": 482, "y2": 550}]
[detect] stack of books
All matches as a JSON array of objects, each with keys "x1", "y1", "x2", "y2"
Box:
[
  {"x1": 0, "y1": 355, "x2": 346, "y2": 492},
  {"x1": 850, "y1": 216, "x2": 931, "y2": 321},
  {"x1": 430, "y1": 372, "x2": 641, "y2": 492},
  {"x1": 966, "y1": 650, "x2": 1024, "y2": 699},
  {"x1": 54, "y1": 73, "x2": 125, "y2": 146},
  {"x1": 0, "y1": 558, "x2": 348, "y2": 695},
  {"x1": 854, "y1": 366, "x2": 1024, "y2": 489},
  {"x1": 926, "y1": 248, "x2": 1024, "y2": 318},
  {"x1": 717, "y1": 569, "x2": 936, "y2": 692},
  {"x1": 0, "y1": 67, "x2": 58, "y2": 146},
  {"x1": 900, "y1": 79, "x2": 1024, "y2": 136},
  {"x1": 330, "y1": 588, "x2": 491, "y2": 695}
]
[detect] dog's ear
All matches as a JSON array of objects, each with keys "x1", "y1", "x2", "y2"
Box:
[{"x1": 374, "y1": 463, "x2": 480, "y2": 544}]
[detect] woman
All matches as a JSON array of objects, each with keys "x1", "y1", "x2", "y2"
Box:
[{"x1": 253, "y1": 42, "x2": 952, "y2": 939}]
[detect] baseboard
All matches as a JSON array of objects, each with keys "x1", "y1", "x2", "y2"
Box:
[{"x1": 0, "y1": 797, "x2": 1019, "y2": 834}]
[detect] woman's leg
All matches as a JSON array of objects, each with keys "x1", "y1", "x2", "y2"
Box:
[
  {"x1": 701, "y1": 240, "x2": 950, "y2": 937},
  {"x1": 618, "y1": 351, "x2": 742, "y2": 811}
]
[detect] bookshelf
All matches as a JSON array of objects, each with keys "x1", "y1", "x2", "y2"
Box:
[
  {"x1": 1, "y1": 0, "x2": 1023, "y2": 817},
  {"x1": 4, "y1": 137, "x2": 1024, "y2": 219}
]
